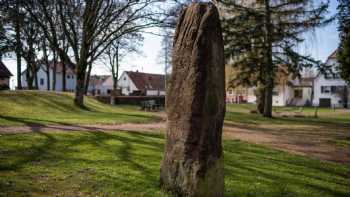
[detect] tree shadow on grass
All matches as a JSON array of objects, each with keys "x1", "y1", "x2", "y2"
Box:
[
  {"x1": 0, "y1": 129, "x2": 165, "y2": 196},
  {"x1": 0, "y1": 114, "x2": 349, "y2": 196},
  {"x1": 0, "y1": 111, "x2": 155, "y2": 128},
  {"x1": 224, "y1": 140, "x2": 350, "y2": 197}
]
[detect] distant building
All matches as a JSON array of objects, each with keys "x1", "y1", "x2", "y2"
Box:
[
  {"x1": 21, "y1": 62, "x2": 76, "y2": 91},
  {"x1": 0, "y1": 61, "x2": 13, "y2": 90},
  {"x1": 226, "y1": 50, "x2": 350, "y2": 108},
  {"x1": 226, "y1": 87, "x2": 255, "y2": 104},
  {"x1": 87, "y1": 75, "x2": 111, "y2": 96},
  {"x1": 226, "y1": 65, "x2": 314, "y2": 107},
  {"x1": 313, "y1": 51, "x2": 350, "y2": 108},
  {"x1": 118, "y1": 71, "x2": 165, "y2": 96}
]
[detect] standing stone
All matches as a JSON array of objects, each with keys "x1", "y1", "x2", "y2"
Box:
[{"x1": 160, "y1": 3, "x2": 225, "y2": 197}]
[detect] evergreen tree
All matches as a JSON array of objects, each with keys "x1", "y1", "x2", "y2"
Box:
[
  {"x1": 337, "y1": 0, "x2": 350, "y2": 84},
  {"x1": 219, "y1": 0, "x2": 331, "y2": 117}
]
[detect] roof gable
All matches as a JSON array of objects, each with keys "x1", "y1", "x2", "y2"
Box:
[
  {"x1": 89, "y1": 75, "x2": 110, "y2": 87},
  {"x1": 328, "y1": 50, "x2": 337, "y2": 61},
  {"x1": 0, "y1": 61, "x2": 13, "y2": 77},
  {"x1": 125, "y1": 71, "x2": 165, "y2": 91}
]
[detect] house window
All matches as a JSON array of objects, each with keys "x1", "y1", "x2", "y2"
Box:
[
  {"x1": 331, "y1": 86, "x2": 337, "y2": 94},
  {"x1": 124, "y1": 77, "x2": 126, "y2": 80},
  {"x1": 67, "y1": 75, "x2": 70, "y2": 79},
  {"x1": 107, "y1": 89, "x2": 111, "y2": 94},
  {"x1": 40, "y1": 78, "x2": 44, "y2": 85},
  {"x1": 97, "y1": 90, "x2": 101, "y2": 95},
  {"x1": 325, "y1": 72, "x2": 341, "y2": 79},
  {"x1": 321, "y1": 86, "x2": 331, "y2": 93},
  {"x1": 294, "y1": 89, "x2": 302, "y2": 98},
  {"x1": 228, "y1": 89, "x2": 233, "y2": 95},
  {"x1": 324, "y1": 73, "x2": 332, "y2": 79},
  {"x1": 272, "y1": 88, "x2": 279, "y2": 96}
]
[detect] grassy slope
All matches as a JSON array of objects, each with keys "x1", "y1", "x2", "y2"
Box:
[
  {"x1": 0, "y1": 91, "x2": 155, "y2": 126},
  {"x1": 0, "y1": 131, "x2": 349, "y2": 197}
]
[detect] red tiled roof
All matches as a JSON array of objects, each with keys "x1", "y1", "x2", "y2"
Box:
[
  {"x1": 0, "y1": 61, "x2": 13, "y2": 77},
  {"x1": 328, "y1": 50, "x2": 337, "y2": 60},
  {"x1": 49, "y1": 62, "x2": 75, "y2": 74},
  {"x1": 89, "y1": 75, "x2": 110, "y2": 86},
  {"x1": 126, "y1": 71, "x2": 165, "y2": 91}
]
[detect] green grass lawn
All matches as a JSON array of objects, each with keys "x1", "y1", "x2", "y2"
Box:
[
  {"x1": 0, "y1": 131, "x2": 349, "y2": 196},
  {"x1": 225, "y1": 104, "x2": 350, "y2": 152},
  {"x1": 225, "y1": 103, "x2": 350, "y2": 125},
  {"x1": 0, "y1": 91, "x2": 155, "y2": 126}
]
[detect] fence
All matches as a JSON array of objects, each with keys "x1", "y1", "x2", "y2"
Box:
[{"x1": 95, "y1": 95, "x2": 165, "y2": 106}]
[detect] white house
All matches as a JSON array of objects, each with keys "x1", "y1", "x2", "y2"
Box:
[
  {"x1": 21, "y1": 62, "x2": 76, "y2": 92},
  {"x1": 312, "y1": 51, "x2": 350, "y2": 108},
  {"x1": 118, "y1": 71, "x2": 165, "y2": 96},
  {"x1": 87, "y1": 75, "x2": 111, "y2": 96},
  {"x1": 226, "y1": 51, "x2": 350, "y2": 108},
  {"x1": 226, "y1": 66, "x2": 313, "y2": 107}
]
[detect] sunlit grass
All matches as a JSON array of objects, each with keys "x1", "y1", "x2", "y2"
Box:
[
  {"x1": 225, "y1": 103, "x2": 350, "y2": 125},
  {"x1": 0, "y1": 91, "x2": 155, "y2": 126},
  {"x1": 0, "y1": 131, "x2": 349, "y2": 196}
]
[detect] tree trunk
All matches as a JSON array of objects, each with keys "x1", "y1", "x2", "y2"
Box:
[
  {"x1": 74, "y1": 77, "x2": 85, "y2": 107},
  {"x1": 263, "y1": 0, "x2": 273, "y2": 118},
  {"x1": 52, "y1": 51, "x2": 57, "y2": 91},
  {"x1": 42, "y1": 41, "x2": 50, "y2": 90},
  {"x1": 84, "y1": 61, "x2": 93, "y2": 95},
  {"x1": 26, "y1": 62, "x2": 35, "y2": 90},
  {"x1": 263, "y1": 81, "x2": 273, "y2": 117},
  {"x1": 34, "y1": 67, "x2": 38, "y2": 89},
  {"x1": 256, "y1": 84, "x2": 265, "y2": 114},
  {"x1": 62, "y1": 62, "x2": 66, "y2": 91},
  {"x1": 74, "y1": 0, "x2": 96, "y2": 107},
  {"x1": 110, "y1": 45, "x2": 119, "y2": 105},
  {"x1": 15, "y1": 14, "x2": 22, "y2": 90},
  {"x1": 74, "y1": 61, "x2": 87, "y2": 107}
]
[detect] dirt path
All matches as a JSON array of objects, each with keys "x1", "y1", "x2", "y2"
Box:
[
  {"x1": 0, "y1": 122, "x2": 166, "y2": 134},
  {"x1": 223, "y1": 123, "x2": 350, "y2": 164},
  {"x1": 1, "y1": 121, "x2": 349, "y2": 164}
]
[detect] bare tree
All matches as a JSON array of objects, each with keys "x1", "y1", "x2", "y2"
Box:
[
  {"x1": 1, "y1": 0, "x2": 25, "y2": 89},
  {"x1": 107, "y1": 33, "x2": 142, "y2": 91},
  {"x1": 21, "y1": 19, "x2": 40, "y2": 90},
  {"x1": 24, "y1": 0, "x2": 166, "y2": 107}
]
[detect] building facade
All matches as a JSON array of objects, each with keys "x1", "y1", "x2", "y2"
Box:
[
  {"x1": 118, "y1": 71, "x2": 165, "y2": 96},
  {"x1": 21, "y1": 62, "x2": 76, "y2": 92},
  {"x1": 226, "y1": 51, "x2": 350, "y2": 108},
  {"x1": 312, "y1": 51, "x2": 350, "y2": 108},
  {"x1": 87, "y1": 75, "x2": 111, "y2": 96},
  {"x1": 0, "y1": 61, "x2": 13, "y2": 90}
]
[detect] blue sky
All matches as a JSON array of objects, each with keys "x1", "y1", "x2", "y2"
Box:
[{"x1": 3, "y1": 0, "x2": 340, "y2": 88}]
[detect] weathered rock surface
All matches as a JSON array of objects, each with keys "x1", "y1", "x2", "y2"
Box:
[{"x1": 160, "y1": 3, "x2": 225, "y2": 197}]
